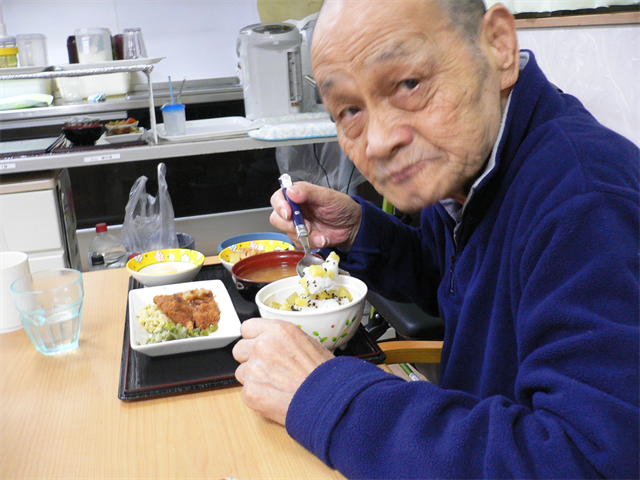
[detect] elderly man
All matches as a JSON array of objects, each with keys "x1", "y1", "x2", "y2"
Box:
[{"x1": 232, "y1": 0, "x2": 640, "y2": 478}]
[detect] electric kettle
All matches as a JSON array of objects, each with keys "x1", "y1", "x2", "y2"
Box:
[{"x1": 237, "y1": 23, "x2": 303, "y2": 120}]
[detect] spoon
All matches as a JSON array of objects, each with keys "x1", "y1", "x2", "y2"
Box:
[
  {"x1": 278, "y1": 174, "x2": 326, "y2": 277},
  {"x1": 177, "y1": 76, "x2": 187, "y2": 104}
]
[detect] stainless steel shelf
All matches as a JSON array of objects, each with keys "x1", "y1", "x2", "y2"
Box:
[
  {"x1": 0, "y1": 77, "x2": 243, "y2": 129},
  {"x1": 0, "y1": 67, "x2": 334, "y2": 176},
  {"x1": 0, "y1": 63, "x2": 160, "y2": 143},
  {"x1": 0, "y1": 135, "x2": 335, "y2": 175}
]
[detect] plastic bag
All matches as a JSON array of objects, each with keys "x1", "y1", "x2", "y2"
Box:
[{"x1": 121, "y1": 163, "x2": 179, "y2": 253}]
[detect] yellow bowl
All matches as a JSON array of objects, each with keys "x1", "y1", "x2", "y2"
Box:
[
  {"x1": 126, "y1": 248, "x2": 205, "y2": 287},
  {"x1": 219, "y1": 239, "x2": 295, "y2": 272}
]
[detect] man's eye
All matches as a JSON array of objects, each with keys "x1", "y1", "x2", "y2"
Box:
[
  {"x1": 340, "y1": 106, "x2": 362, "y2": 119},
  {"x1": 398, "y1": 79, "x2": 420, "y2": 91}
]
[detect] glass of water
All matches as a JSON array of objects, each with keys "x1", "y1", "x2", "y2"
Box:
[{"x1": 10, "y1": 269, "x2": 84, "y2": 355}]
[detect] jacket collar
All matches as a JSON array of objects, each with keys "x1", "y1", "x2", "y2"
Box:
[{"x1": 439, "y1": 50, "x2": 537, "y2": 225}]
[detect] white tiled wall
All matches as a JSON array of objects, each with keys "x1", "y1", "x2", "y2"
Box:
[{"x1": 518, "y1": 24, "x2": 639, "y2": 146}]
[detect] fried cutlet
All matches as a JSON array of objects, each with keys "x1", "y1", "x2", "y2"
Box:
[
  {"x1": 153, "y1": 294, "x2": 194, "y2": 330},
  {"x1": 153, "y1": 288, "x2": 220, "y2": 331}
]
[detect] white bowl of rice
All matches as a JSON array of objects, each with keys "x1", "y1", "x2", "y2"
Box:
[{"x1": 255, "y1": 274, "x2": 368, "y2": 351}]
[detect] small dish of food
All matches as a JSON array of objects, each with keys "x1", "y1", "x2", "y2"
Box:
[
  {"x1": 105, "y1": 117, "x2": 140, "y2": 135},
  {"x1": 128, "y1": 279, "x2": 241, "y2": 356},
  {"x1": 230, "y1": 250, "x2": 318, "y2": 293},
  {"x1": 219, "y1": 238, "x2": 295, "y2": 271},
  {"x1": 127, "y1": 248, "x2": 205, "y2": 287},
  {"x1": 218, "y1": 232, "x2": 292, "y2": 254},
  {"x1": 62, "y1": 116, "x2": 104, "y2": 145},
  {"x1": 103, "y1": 127, "x2": 145, "y2": 144}
]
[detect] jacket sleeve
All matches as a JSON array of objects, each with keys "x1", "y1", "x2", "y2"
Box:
[
  {"x1": 287, "y1": 189, "x2": 639, "y2": 479},
  {"x1": 288, "y1": 340, "x2": 638, "y2": 479}
]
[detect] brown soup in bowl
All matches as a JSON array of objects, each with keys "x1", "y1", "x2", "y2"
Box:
[
  {"x1": 231, "y1": 250, "x2": 321, "y2": 295},
  {"x1": 242, "y1": 264, "x2": 298, "y2": 283}
]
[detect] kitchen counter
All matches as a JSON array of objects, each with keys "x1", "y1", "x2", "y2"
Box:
[{"x1": 0, "y1": 257, "x2": 347, "y2": 480}]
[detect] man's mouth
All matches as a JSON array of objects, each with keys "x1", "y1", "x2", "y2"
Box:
[{"x1": 388, "y1": 161, "x2": 426, "y2": 183}]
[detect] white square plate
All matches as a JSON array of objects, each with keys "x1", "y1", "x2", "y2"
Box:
[
  {"x1": 128, "y1": 279, "x2": 241, "y2": 357},
  {"x1": 102, "y1": 127, "x2": 145, "y2": 144}
]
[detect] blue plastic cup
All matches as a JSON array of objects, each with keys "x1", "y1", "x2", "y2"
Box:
[
  {"x1": 161, "y1": 103, "x2": 186, "y2": 136},
  {"x1": 10, "y1": 268, "x2": 84, "y2": 355}
]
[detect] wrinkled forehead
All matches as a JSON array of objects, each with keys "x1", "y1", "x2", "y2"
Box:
[{"x1": 311, "y1": 0, "x2": 444, "y2": 69}]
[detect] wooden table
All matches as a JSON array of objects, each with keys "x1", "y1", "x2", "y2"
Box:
[{"x1": 0, "y1": 257, "x2": 345, "y2": 479}]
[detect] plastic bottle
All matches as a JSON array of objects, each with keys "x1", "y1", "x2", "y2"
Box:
[
  {"x1": 87, "y1": 223, "x2": 128, "y2": 270},
  {"x1": 0, "y1": 24, "x2": 18, "y2": 68}
]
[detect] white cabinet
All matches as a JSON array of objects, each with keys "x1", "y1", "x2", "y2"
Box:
[{"x1": 0, "y1": 170, "x2": 81, "y2": 272}]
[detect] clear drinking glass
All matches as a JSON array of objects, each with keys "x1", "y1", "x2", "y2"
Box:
[
  {"x1": 123, "y1": 28, "x2": 147, "y2": 60},
  {"x1": 74, "y1": 28, "x2": 113, "y2": 63},
  {"x1": 16, "y1": 34, "x2": 48, "y2": 67},
  {"x1": 10, "y1": 268, "x2": 84, "y2": 355}
]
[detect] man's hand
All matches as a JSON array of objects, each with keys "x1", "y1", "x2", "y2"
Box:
[
  {"x1": 270, "y1": 181, "x2": 363, "y2": 251},
  {"x1": 232, "y1": 318, "x2": 335, "y2": 425}
]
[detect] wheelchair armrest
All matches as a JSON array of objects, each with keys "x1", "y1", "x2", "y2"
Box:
[{"x1": 367, "y1": 290, "x2": 445, "y2": 341}]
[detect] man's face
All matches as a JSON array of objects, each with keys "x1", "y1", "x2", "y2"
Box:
[{"x1": 312, "y1": 0, "x2": 507, "y2": 212}]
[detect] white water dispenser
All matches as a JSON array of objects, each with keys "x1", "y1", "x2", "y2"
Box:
[{"x1": 237, "y1": 23, "x2": 303, "y2": 120}]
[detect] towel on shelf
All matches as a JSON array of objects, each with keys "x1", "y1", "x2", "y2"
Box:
[
  {"x1": 248, "y1": 112, "x2": 336, "y2": 141},
  {"x1": 0, "y1": 93, "x2": 53, "y2": 111}
]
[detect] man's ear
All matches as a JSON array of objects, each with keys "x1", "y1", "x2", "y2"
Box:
[{"x1": 481, "y1": 4, "x2": 519, "y2": 91}]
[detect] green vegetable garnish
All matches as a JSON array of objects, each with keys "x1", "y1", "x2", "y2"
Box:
[{"x1": 146, "y1": 321, "x2": 219, "y2": 344}]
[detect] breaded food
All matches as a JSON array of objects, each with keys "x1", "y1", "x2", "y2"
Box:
[{"x1": 153, "y1": 288, "x2": 220, "y2": 331}]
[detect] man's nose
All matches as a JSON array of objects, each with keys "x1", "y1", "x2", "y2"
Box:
[{"x1": 365, "y1": 110, "x2": 412, "y2": 160}]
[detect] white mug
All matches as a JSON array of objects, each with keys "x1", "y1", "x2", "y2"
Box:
[{"x1": 1, "y1": 251, "x2": 30, "y2": 334}]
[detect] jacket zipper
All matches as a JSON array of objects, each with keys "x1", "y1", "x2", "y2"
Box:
[
  {"x1": 449, "y1": 254, "x2": 456, "y2": 295},
  {"x1": 449, "y1": 224, "x2": 459, "y2": 296}
]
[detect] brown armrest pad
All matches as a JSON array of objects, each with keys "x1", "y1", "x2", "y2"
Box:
[{"x1": 379, "y1": 340, "x2": 443, "y2": 364}]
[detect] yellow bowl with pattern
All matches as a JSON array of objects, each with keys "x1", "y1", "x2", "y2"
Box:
[
  {"x1": 126, "y1": 248, "x2": 205, "y2": 287},
  {"x1": 219, "y1": 239, "x2": 295, "y2": 272}
]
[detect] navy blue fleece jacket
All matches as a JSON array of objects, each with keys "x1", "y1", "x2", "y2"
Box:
[{"x1": 285, "y1": 51, "x2": 639, "y2": 479}]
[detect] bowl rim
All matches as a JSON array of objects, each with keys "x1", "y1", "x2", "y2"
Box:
[
  {"x1": 126, "y1": 248, "x2": 205, "y2": 273},
  {"x1": 255, "y1": 274, "x2": 368, "y2": 316},
  {"x1": 230, "y1": 250, "x2": 305, "y2": 284},
  {"x1": 217, "y1": 232, "x2": 292, "y2": 254},
  {"x1": 220, "y1": 239, "x2": 295, "y2": 264}
]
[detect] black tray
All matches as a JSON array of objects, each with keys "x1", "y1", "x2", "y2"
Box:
[{"x1": 118, "y1": 263, "x2": 386, "y2": 401}]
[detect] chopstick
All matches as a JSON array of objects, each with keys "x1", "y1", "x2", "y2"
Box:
[
  {"x1": 44, "y1": 133, "x2": 67, "y2": 153},
  {"x1": 399, "y1": 363, "x2": 420, "y2": 382}
]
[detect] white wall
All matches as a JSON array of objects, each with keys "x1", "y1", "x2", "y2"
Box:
[
  {"x1": 518, "y1": 24, "x2": 639, "y2": 146},
  {"x1": 3, "y1": 1, "x2": 638, "y2": 145},
  {"x1": 2, "y1": 0, "x2": 260, "y2": 81}
]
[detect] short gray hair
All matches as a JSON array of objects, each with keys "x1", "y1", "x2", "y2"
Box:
[{"x1": 433, "y1": 0, "x2": 487, "y2": 43}]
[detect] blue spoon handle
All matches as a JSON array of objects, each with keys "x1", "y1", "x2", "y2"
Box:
[{"x1": 279, "y1": 174, "x2": 308, "y2": 238}]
